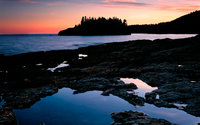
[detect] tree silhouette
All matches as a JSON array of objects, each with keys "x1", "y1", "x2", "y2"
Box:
[{"x1": 59, "y1": 16, "x2": 131, "y2": 35}]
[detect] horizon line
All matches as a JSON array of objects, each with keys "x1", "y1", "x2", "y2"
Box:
[{"x1": 0, "y1": 33, "x2": 57, "y2": 35}]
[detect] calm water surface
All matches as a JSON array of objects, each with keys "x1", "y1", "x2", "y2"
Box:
[
  {"x1": 14, "y1": 82, "x2": 200, "y2": 125},
  {"x1": 0, "y1": 34, "x2": 196, "y2": 56}
]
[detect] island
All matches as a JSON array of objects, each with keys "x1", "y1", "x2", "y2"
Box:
[
  {"x1": 59, "y1": 10, "x2": 200, "y2": 36},
  {"x1": 58, "y1": 17, "x2": 131, "y2": 35}
]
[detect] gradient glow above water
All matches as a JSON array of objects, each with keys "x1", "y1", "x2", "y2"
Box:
[{"x1": 0, "y1": 0, "x2": 200, "y2": 34}]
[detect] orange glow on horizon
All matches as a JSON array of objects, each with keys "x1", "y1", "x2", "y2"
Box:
[{"x1": 0, "y1": 0, "x2": 199, "y2": 34}]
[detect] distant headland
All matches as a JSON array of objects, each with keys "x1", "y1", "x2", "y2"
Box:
[
  {"x1": 59, "y1": 10, "x2": 200, "y2": 35},
  {"x1": 58, "y1": 17, "x2": 131, "y2": 36},
  {"x1": 128, "y1": 10, "x2": 200, "y2": 34}
]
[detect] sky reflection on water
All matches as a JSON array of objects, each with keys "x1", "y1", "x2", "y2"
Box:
[
  {"x1": 120, "y1": 78, "x2": 158, "y2": 98},
  {"x1": 14, "y1": 88, "x2": 200, "y2": 125}
]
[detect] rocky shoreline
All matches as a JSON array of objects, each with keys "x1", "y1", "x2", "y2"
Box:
[{"x1": 0, "y1": 35, "x2": 200, "y2": 124}]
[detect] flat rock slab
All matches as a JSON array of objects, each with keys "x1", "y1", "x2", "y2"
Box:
[{"x1": 111, "y1": 111, "x2": 176, "y2": 125}]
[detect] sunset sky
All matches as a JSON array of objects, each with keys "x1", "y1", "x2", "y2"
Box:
[{"x1": 0, "y1": 0, "x2": 199, "y2": 34}]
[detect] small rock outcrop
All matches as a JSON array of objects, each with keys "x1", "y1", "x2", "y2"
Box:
[{"x1": 111, "y1": 111, "x2": 176, "y2": 125}]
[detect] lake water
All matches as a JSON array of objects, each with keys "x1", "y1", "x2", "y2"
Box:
[
  {"x1": 14, "y1": 87, "x2": 200, "y2": 125},
  {"x1": 0, "y1": 34, "x2": 196, "y2": 56}
]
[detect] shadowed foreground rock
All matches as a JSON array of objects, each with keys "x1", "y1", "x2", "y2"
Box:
[
  {"x1": 111, "y1": 111, "x2": 176, "y2": 125},
  {"x1": 0, "y1": 107, "x2": 17, "y2": 125},
  {"x1": 1, "y1": 35, "x2": 200, "y2": 124}
]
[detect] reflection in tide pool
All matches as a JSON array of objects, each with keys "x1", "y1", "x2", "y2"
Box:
[
  {"x1": 0, "y1": 100, "x2": 4, "y2": 108},
  {"x1": 78, "y1": 54, "x2": 88, "y2": 60},
  {"x1": 14, "y1": 88, "x2": 200, "y2": 125},
  {"x1": 47, "y1": 61, "x2": 69, "y2": 72},
  {"x1": 120, "y1": 78, "x2": 157, "y2": 97}
]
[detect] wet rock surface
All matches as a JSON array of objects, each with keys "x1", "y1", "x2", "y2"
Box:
[
  {"x1": 0, "y1": 107, "x2": 17, "y2": 125},
  {"x1": 1, "y1": 35, "x2": 200, "y2": 124},
  {"x1": 3, "y1": 85, "x2": 58, "y2": 109},
  {"x1": 111, "y1": 111, "x2": 176, "y2": 125}
]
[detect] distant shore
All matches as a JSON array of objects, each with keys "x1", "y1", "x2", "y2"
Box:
[{"x1": 58, "y1": 11, "x2": 200, "y2": 36}]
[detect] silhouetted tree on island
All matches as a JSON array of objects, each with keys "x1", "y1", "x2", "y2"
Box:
[
  {"x1": 59, "y1": 10, "x2": 200, "y2": 35},
  {"x1": 58, "y1": 16, "x2": 131, "y2": 35}
]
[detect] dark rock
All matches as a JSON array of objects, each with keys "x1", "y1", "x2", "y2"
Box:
[
  {"x1": 184, "y1": 103, "x2": 200, "y2": 116},
  {"x1": 145, "y1": 92, "x2": 157, "y2": 102},
  {"x1": 101, "y1": 89, "x2": 114, "y2": 96},
  {"x1": 111, "y1": 89, "x2": 145, "y2": 106},
  {"x1": 2, "y1": 86, "x2": 58, "y2": 109},
  {"x1": 111, "y1": 111, "x2": 176, "y2": 125},
  {"x1": 0, "y1": 107, "x2": 17, "y2": 125}
]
